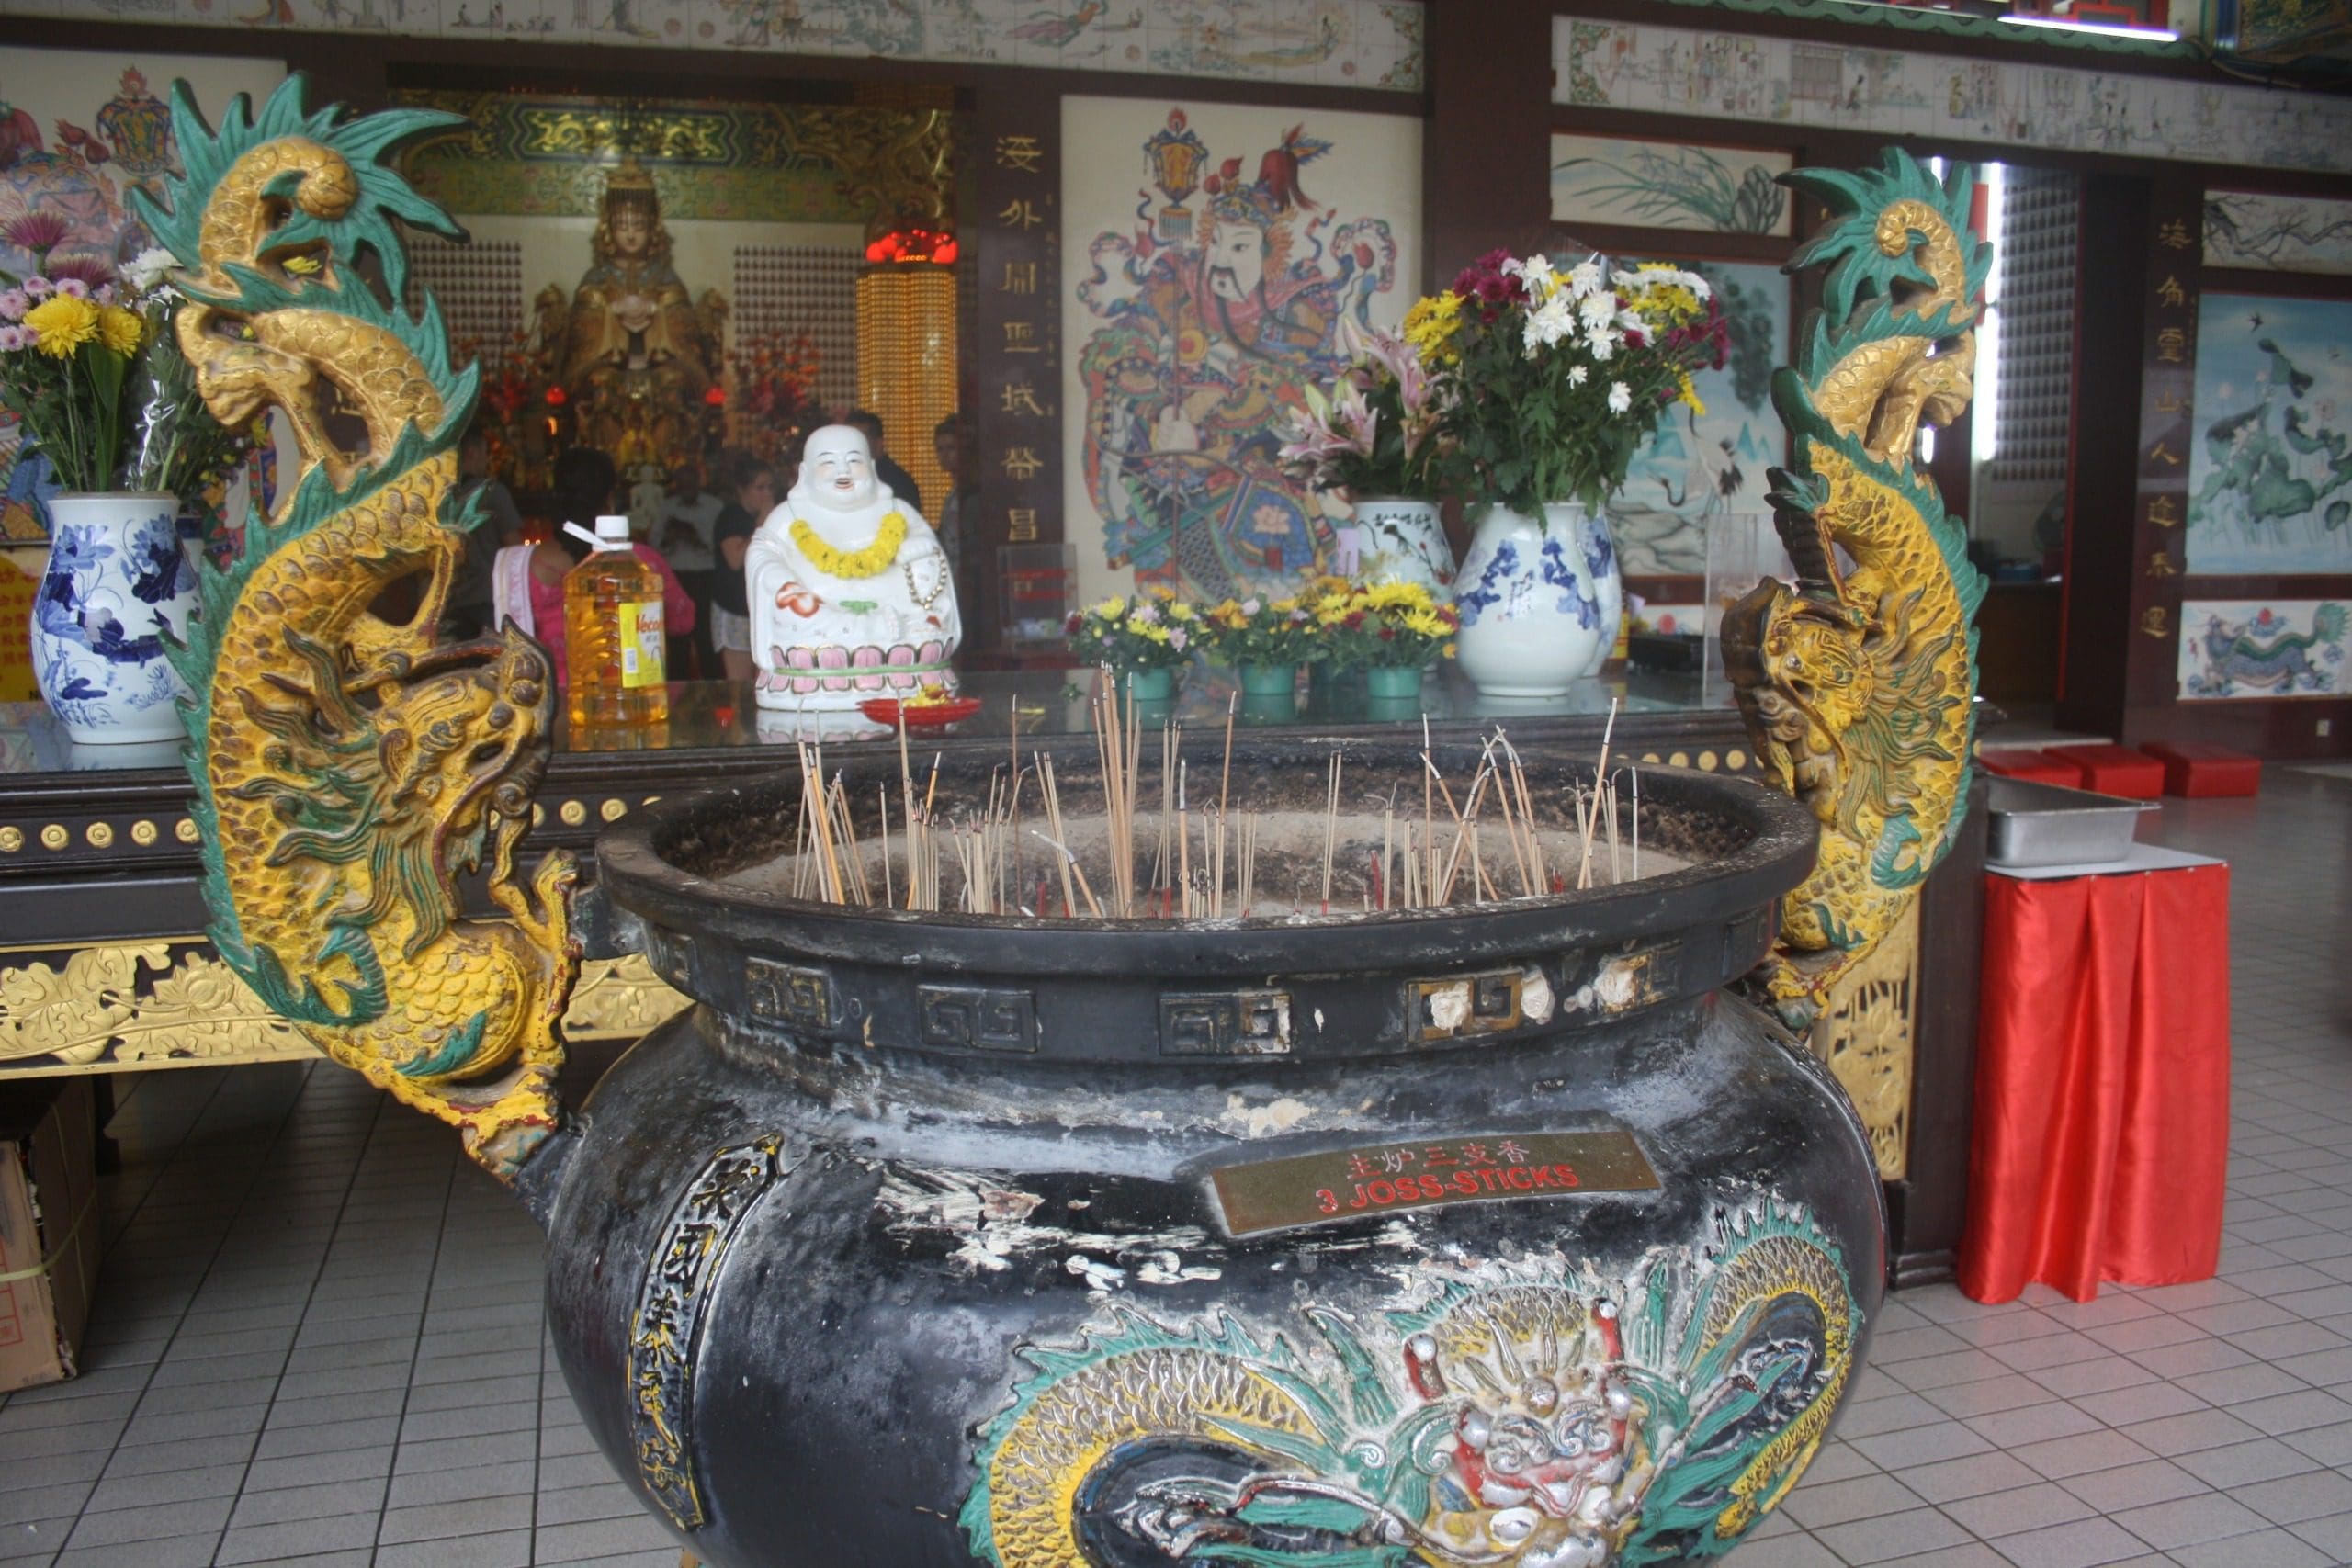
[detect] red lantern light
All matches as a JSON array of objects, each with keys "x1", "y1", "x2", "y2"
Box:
[
  {"x1": 703, "y1": 385, "x2": 726, "y2": 406},
  {"x1": 865, "y1": 226, "x2": 957, "y2": 265},
  {"x1": 545, "y1": 385, "x2": 568, "y2": 406}
]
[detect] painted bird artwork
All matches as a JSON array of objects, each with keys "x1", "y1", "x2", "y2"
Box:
[{"x1": 1010, "y1": 1, "x2": 1102, "y2": 47}]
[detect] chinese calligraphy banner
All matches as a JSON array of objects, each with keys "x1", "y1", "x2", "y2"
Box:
[
  {"x1": 1058, "y1": 96, "x2": 1421, "y2": 606},
  {"x1": 2187, "y1": 293, "x2": 2352, "y2": 576}
]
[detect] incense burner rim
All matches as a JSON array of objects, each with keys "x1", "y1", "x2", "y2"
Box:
[
  {"x1": 593, "y1": 743, "x2": 1819, "y2": 1065},
  {"x1": 600, "y1": 743, "x2": 1814, "y2": 953}
]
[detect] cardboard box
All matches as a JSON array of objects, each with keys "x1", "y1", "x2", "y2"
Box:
[{"x1": 0, "y1": 1077, "x2": 98, "y2": 1393}]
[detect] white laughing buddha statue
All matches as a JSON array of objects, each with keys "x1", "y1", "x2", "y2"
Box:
[{"x1": 745, "y1": 423, "x2": 960, "y2": 710}]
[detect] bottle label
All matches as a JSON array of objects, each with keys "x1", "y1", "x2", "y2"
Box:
[{"x1": 619, "y1": 599, "x2": 666, "y2": 689}]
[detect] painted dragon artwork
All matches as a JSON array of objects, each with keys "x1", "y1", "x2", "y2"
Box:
[
  {"x1": 967, "y1": 1201, "x2": 1855, "y2": 1568},
  {"x1": 1721, "y1": 151, "x2": 1989, "y2": 1030},
  {"x1": 134, "y1": 80, "x2": 580, "y2": 1176}
]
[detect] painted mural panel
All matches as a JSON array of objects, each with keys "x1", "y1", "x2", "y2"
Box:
[
  {"x1": 1058, "y1": 96, "x2": 1419, "y2": 605},
  {"x1": 2204, "y1": 191, "x2": 2352, "y2": 276},
  {"x1": 0, "y1": 48, "x2": 288, "y2": 536},
  {"x1": 0, "y1": 1, "x2": 1426, "y2": 91},
  {"x1": 2186, "y1": 293, "x2": 2352, "y2": 576},
  {"x1": 2178, "y1": 599, "x2": 2347, "y2": 699},
  {"x1": 1554, "y1": 17, "x2": 2352, "y2": 175},
  {"x1": 1550, "y1": 135, "x2": 1792, "y2": 237},
  {"x1": 1612, "y1": 259, "x2": 1790, "y2": 577}
]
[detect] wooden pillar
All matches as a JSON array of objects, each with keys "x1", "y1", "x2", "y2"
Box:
[
  {"x1": 2055, "y1": 174, "x2": 2150, "y2": 739},
  {"x1": 967, "y1": 91, "x2": 1063, "y2": 660},
  {"x1": 1421, "y1": 0, "x2": 1552, "y2": 290}
]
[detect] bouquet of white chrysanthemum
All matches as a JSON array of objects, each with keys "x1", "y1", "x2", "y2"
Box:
[{"x1": 1406, "y1": 249, "x2": 1728, "y2": 514}]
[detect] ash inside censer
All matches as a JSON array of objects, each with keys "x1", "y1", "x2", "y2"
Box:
[{"x1": 717, "y1": 720, "x2": 1707, "y2": 924}]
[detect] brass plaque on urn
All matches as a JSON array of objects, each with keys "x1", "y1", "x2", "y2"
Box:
[{"x1": 1209, "y1": 1129, "x2": 1659, "y2": 1238}]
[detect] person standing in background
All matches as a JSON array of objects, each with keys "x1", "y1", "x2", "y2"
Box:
[
  {"x1": 710, "y1": 450, "x2": 776, "y2": 684},
  {"x1": 444, "y1": 423, "x2": 526, "y2": 638},
  {"x1": 933, "y1": 413, "x2": 978, "y2": 626},
  {"x1": 844, "y1": 408, "x2": 921, "y2": 520},
  {"x1": 660, "y1": 461, "x2": 723, "y2": 678}
]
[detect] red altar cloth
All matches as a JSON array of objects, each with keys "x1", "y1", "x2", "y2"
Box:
[{"x1": 1959, "y1": 857, "x2": 2232, "y2": 1303}]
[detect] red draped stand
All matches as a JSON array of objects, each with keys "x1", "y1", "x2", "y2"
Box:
[{"x1": 1959, "y1": 859, "x2": 2232, "y2": 1303}]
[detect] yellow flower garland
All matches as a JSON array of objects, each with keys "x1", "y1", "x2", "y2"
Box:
[{"x1": 789, "y1": 511, "x2": 907, "y2": 579}]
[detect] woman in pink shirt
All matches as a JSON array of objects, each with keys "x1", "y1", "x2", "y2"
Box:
[{"x1": 492, "y1": 447, "x2": 695, "y2": 689}]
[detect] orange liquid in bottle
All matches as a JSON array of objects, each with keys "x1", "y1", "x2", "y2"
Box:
[{"x1": 565, "y1": 531, "x2": 668, "y2": 730}]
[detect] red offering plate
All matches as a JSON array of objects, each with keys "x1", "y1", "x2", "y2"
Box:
[{"x1": 859, "y1": 694, "x2": 983, "y2": 728}]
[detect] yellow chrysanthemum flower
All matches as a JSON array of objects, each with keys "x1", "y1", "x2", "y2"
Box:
[
  {"x1": 1133, "y1": 622, "x2": 1171, "y2": 644},
  {"x1": 1314, "y1": 599, "x2": 1355, "y2": 626},
  {"x1": 1363, "y1": 581, "x2": 1430, "y2": 613},
  {"x1": 1401, "y1": 609, "x2": 1450, "y2": 639},
  {"x1": 1269, "y1": 597, "x2": 1300, "y2": 615},
  {"x1": 1676, "y1": 369, "x2": 1706, "y2": 417},
  {"x1": 1305, "y1": 573, "x2": 1352, "y2": 602},
  {"x1": 96, "y1": 305, "x2": 143, "y2": 356},
  {"x1": 25, "y1": 294, "x2": 98, "y2": 358},
  {"x1": 1092, "y1": 595, "x2": 1128, "y2": 619},
  {"x1": 1402, "y1": 292, "x2": 1464, "y2": 367}
]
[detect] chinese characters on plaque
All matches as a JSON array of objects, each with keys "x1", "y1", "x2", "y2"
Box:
[
  {"x1": 2137, "y1": 195, "x2": 2198, "y2": 680},
  {"x1": 973, "y1": 112, "x2": 1065, "y2": 650}
]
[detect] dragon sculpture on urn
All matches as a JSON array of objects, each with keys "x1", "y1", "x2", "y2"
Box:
[
  {"x1": 136, "y1": 77, "x2": 578, "y2": 1177},
  {"x1": 1722, "y1": 150, "x2": 1989, "y2": 1030}
]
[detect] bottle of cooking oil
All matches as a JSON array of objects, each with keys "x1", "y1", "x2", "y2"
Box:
[{"x1": 563, "y1": 515, "x2": 668, "y2": 730}]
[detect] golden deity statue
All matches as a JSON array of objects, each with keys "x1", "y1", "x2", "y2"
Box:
[{"x1": 534, "y1": 156, "x2": 728, "y2": 468}]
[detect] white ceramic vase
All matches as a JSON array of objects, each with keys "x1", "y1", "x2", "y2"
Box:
[
  {"x1": 30, "y1": 493, "x2": 197, "y2": 744},
  {"x1": 1347, "y1": 497, "x2": 1455, "y2": 594},
  {"x1": 1576, "y1": 504, "x2": 1623, "y2": 677},
  {"x1": 1451, "y1": 501, "x2": 1624, "y2": 698}
]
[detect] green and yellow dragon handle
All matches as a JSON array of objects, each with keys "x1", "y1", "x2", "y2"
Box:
[
  {"x1": 1723, "y1": 150, "x2": 1990, "y2": 1030},
  {"x1": 136, "y1": 76, "x2": 577, "y2": 1178}
]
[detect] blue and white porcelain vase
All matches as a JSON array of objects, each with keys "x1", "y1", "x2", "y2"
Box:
[
  {"x1": 1452, "y1": 501, "x2": 1623, "y2": 698},
  {"x1": 32, "y1": 493, "x2": 198, "y2": 745},
  {"x1": 1576, "y1": 503, "x2": 1623, "y2": 676}
]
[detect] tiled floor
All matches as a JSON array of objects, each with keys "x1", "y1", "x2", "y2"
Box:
[{"x1": 0, "y1": 768, "x2": 2346, "y2": 1567}]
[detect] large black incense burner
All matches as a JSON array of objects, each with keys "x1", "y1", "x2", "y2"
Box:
[
  {"x1": 141, "y1": 84, "x2": 1992, "y2": 1568},
  {"x1": 530, "y1": 734, "x2": 1881, "y2": 1568}
]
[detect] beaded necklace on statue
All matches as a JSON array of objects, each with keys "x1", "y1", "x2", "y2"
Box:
[{"x1": 789, "y1": 512, "x2": 907, "y2": 579}]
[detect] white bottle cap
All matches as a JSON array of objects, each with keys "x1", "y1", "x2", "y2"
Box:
[{"x1": 563, "y1": 516, "x2": 635, "y2": 552}]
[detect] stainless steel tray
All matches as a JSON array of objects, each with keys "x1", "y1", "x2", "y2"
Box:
[{"x1": 1985, "y1": 775, "x2": 2159, "y2": 868}]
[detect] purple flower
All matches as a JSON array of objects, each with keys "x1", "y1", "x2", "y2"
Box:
[
  {"x1": 2, "y1": 212, "x2": 69, "y2": 254},
  {"x1": 0, "y1": 289, "x2": 23, "y2": 321},
  {"x1": 52, "y1": 277, "x2": 88, "y2": 299},
  {"x1": 94, "y1": 283, "x2": 117, "y2": 306},
  {"x1": 44, "y1": 254, "x2": 114, "y2": 289},
  {"x1": 22, "y1": 276, "x2": 51, "y2": 299},
  {"x1": 0, "y1": 325, "x2": 28, "y2": 352},
  {"x1": 1169, "y1": 626, "x2": 1189, "y2": 651}
]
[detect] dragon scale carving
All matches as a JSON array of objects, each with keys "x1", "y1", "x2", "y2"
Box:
[
  {"x1": 138, "y1": 77, "x2": 577, "y2": 1175},
  {"x1": 1724, "y1": 152, "x2": 1989, "y2": 1029}
]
